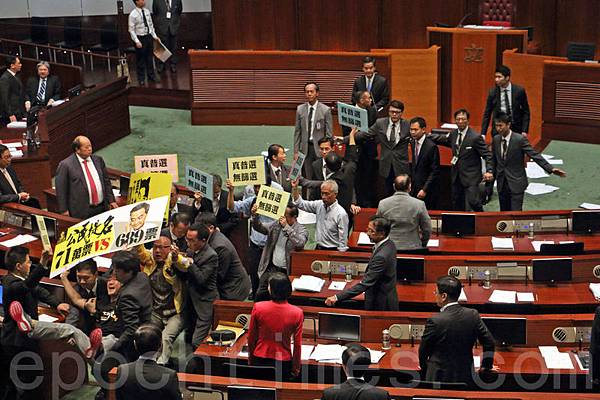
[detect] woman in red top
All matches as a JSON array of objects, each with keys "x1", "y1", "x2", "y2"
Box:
[{"x1": 247, "y1": 273, "x2": 303, "y2": 379}]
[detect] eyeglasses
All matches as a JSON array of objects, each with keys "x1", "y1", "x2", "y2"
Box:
[{"x1": 389, "y1": 109, "x2": 402, "y2": 115}]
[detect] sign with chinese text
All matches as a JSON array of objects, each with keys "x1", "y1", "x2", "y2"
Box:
[
  {"x1": 226, "y1": 155, "x2": 266, "y2": 187},
  {"x1": 185, "y1": 165, "x2": 213, "y2": 200},
  {"x1": 288, "y1": 152, "x2": 306, "y2": 181},
  {"x1": 255, "y1": 185, "x2": 290, "y2": 219},
  {"x1": 337, "y1": 102, "x2": 368, "y2": 132},
  {"x1": 128, "y1": 172, "x2": 173, "y2": 220},
  {"x1": 50, "y1": 196, "x2": 169, "y2": 278},
  {"x1": 134, "y1": 154, "x2": 179, "y2": 181}
]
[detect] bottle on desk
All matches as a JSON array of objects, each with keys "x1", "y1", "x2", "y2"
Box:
[
  {"x1": 528, "y1": 223, "x2": 535, "y2": 239},
  {"x1": 483, "y1": 270, "x2": 491, "y2": 289},
  {"x1": 382, "y1": 329, "x2": 391, "y2": 350}
]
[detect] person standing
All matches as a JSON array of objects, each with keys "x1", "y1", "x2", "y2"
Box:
[
  {"x1": 351, "y1": 56, "x2": 390, "y2": 113},
  {"x1": 129, "y1": 0, "x2": 160, "y2": 85},
  {"x1": 409, "y1": 117, "x2": 440, "y2": 209},
  {"x1": 0, "y1": 55, "x2": 25, "y2": 125},
  {"x1": 152, "y1": 0, "x2": 183, "y2": 74}
]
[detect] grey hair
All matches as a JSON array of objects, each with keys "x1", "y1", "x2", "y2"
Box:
[
  {"x1": 36, "y1": 61, "x2": 50, "y2": 70},
  {"x1": 321, "y1": 179, "x2": 338, "y2": 194}
]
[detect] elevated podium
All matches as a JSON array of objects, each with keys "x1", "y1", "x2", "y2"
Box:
[{"x1": 427, "y1": 27, "x2": 527, "y2": 127}]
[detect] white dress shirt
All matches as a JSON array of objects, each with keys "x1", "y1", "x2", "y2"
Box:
[
  {"x1": 76, "y1": 154, "x2": 104, "y2": 205},
  {"x1": 128, "y1": 7, "x2": 158, "y2": 44},
  {"x1": 440, "y1": 301, "x2": 460, "y2": 312},
  {"x1": 1, "y1": 168, "x2": 18, "y2": 194},
  {"x1": 307, "y1": 101, "x2": 319, "y2": 141},
  {"x1": 293, "y1": 197, "x2": 349, "y2": 251},
  {"x1": 414, "y1": 134, "x2": 426, "y2": 159}
]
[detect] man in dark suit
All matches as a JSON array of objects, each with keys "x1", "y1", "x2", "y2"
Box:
[
  {"x1": 194, "y1": 174, "x2": 239, "y2": 236},
  {"x1": 419, "y1": 275, "x2": 495, "y2": 385},
  {"x1": 115, "y1": 324, "x2": 181, "y2": 400},
  {"x1": 0, "y1": 55, "x2": 25, "y2": 125},
  {"x1": 0, "y1": 144, "x2": 40, "y2": 208},
  {"x1": 55, "y1": 135, "x2": 117, "y2": 219},
  {"x1": 354, "y1": 100, "x2": 410, "y2": 198},
  {"x1": 294, "y1": 82, "x2": 333, "y2": 180},
  {"x1": 351, "y1": 56, "x2": 390, "y2": 113},
  {"x1": 429, "y1": 109, "x2": 493, "y2": 212},
  {"x1": 409, "y1": 117, "x2": 440, "y2": 210},
  {"x1": 325, "y1": 217, "x2": 398, "y2": 311},
  {"x1": 590, "y1": 305, "x2": 600, "y2": 387},
  {"x1": 196, "y1": 213, "x2": 251, "y2": 301},
  {"x1": 267, "y1": 143, "x2": 321, "y2": 194},
  {"x1": 481, "y1": 65, "x2": 530, "y2": 138},
  {"x1": 24, "y1": 61, "x2": 61, "y2": 111},
  {"x1": 161, "y1": 211, "x2": 190, "y2": 252},
  {"x1": 490, "y1": 112, "x2": 566, "y2": 211},
  {"x1": 168, "y1": 183, "x2": 198, "y2": 221},
  {"x1": 63, "y1": 259, "x2": 102, "y2": 335},
  {"x1": 310, "y1": 137, "x2": 334, "y2": 199},
  {"x1": 321, "y1": 344, "x2": 390, "y2": 400},
  {"x1": 152, "y1": 0, "x2": 183, "y2": 74}
]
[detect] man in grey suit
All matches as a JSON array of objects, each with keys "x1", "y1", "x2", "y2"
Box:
[
  {"x1": 294, "y1": 82, "x2": 333, "y2": 180},
  {"x1": 252, "y1": 204, "x2": 308, "y2": 302},
  {"x1": 491, "y1": 112, "x2": 566, "y2": 211},
  {"x1": 353, "y1": 99, "x2": 410, "y2": 198},
  {"x1": 376, "y1": 174, "x2": 431, "y2": 251},
  {"x1": 325, "y1": 217, "x2": 398, "y2": 311},
  {"x1": 152, "y1": 0, "x2": 183, "y2": 73},
  {"x1": 419, "y1": 275, "x2": 495, "y2": 386},
  {"x1": 55, "y1": 135, "x2": 117, "y2": 219},
  {"x1": 429, "y1": 109, "x2": 493, "y2": 212},
  {"x1": 195, "y1": 213, "x2": 250, "y2": 301}
]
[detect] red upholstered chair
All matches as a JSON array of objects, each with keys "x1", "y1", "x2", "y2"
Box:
[{"x1": 480, "y1": 0, "x2": 515, "y2": 27}]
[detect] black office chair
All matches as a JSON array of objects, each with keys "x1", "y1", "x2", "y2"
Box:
[
  {"x1": 566, "y1": 42, "x2": 596, "y2": 62},
  {"x1": 21, "y1": 17, "x2": 49, "y2": 59},
  {"x1": 222, "y1": 362, "x2": 277, "y2": 381},
  {"x1": 540, "y1": 242, "x2": 584, "y2": 255},
  {"x1": 409, "y1": 379, "x2": 468, "y2": 390},
  {"x1": 53, "y1": 18, "x2": 84, "y2": 66},
  {"x1": 88, "y1": 21, "x2": 119, "y2": 71}
]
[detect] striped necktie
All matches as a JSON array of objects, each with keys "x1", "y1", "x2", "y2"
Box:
[{"x1": 37, "y1": 79, "x2": 46, "y2": 103}]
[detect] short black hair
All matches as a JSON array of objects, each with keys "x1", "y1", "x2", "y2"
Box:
[
  {"x1": 454, "y1": 108, "x2": 470, "y2": 119},
  {"x1": 436, "y1": 275, "x2": 462, "y2": 302},
  {"x1": 317, "y1": 136, "x2": 334, "y2": 147},
  {"x1": 286, "y1": 204, "x2": 299, "y2": 219},
  {"x1": 393, "y1": 174, "x2": 411, "y2": 192},
  {"x1": 362, "y1": 56, "x2": 375, "y2": 65},
  {"x1": 5, "y1": 55, "x2": 19, "y2": 68},
  {"x1": 111, "y1": 250, "x2": 140, "y2": 275},
  {"x1": 388, "y1": 100, "x2": 405, "y2": 112},
  {"x1": 0, "y1": 144, "x2": 8, "y2": 155},
  {"x1": 130, "y1": 202, "x2": 150, "y2": 214},
  {"x1": 493, "y1": 111, "x2": 512, "y2": 125},
  {"x1": 341, "y1": 344, "x2": 371, "y2": 378},
  {"x1": 325, "y1": 152, "x2": 342, "y2": 173},
  {"x1": 195, "y1": 212, "x2": 217, "y2": 229},
  {"x1": 495, "y1": 65, "x2": 511, "y2": 77},
  {"x1": 76, "y1": 259, "x2": 98, "y2": 275},
  {"x1": 267, "y1": 144, "x2": 284, "y2": 162},
  {"x1": 268, "y1": 273, "x2": 292, "y2": 301},
  {"x1": 5, "y1": 246, "x2": 29, "y2": 272},
  {"x1": 304, "y1": 82, "x2": 320, "y2": 92},
  {"x1": 409, "y1": 117, "x2": 426, "y2": 128},
  {"x1": 369, "y1": 216, "x2": 391, "y2": 236},
  {"x1": 188, "y1": 223, "x2": 210, "y2": 241},
  {"x1": 352, "y1": 90, "x2": 370, "y2": 105},
  {"x1": 170, "y1": 212, "x2": 191, "y2": 227},
  {"x1": 134, "y1": 324, "x2": 162, "y2": 355}
]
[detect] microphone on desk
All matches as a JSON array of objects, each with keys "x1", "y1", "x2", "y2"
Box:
[
  {"x1": 410, "y1": 334, "x2": 415, "y2": 348},
  {"x1": 469, "y1": 272, "x2": 473, "y2": 286},
  {"x1": 457, "y1": 13, "x2": 472, "y2": 27}
]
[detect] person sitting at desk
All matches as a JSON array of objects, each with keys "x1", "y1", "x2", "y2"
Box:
[
  {"x1": 325, "y1": 216, "x2": 398, "y2": 311},
  {"x1": 321, "y1": 343, "x2": 390, "y2": 400},
  {"x1": 247, "y1": 273, "x2": 303, "y2": 380},
  {"x1": 24, "y1": 61, "x2": 61, "y2": 111},
  {"x1": 0, "y1": 55, "x2": 25, "y2": 125},
  {"x1": 0, "y1": 144, "x2": 40, "y2": 208},
  {"x1": 419, "y1": 275, "x2": 495, "y2": 386}
]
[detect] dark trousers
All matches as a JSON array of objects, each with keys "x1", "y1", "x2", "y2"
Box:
[
  {"x1": 247, "y1": 242, "x2": 264, "y2": 298},
  {"x1": 411, "y1": 187, "x2": 439, "y2": 210},
  {"x1": 252, "y1": 356, "x2": 293, "y2": 381},
  {"x1": 157, "y1": 30, "x2": 178, "y2": 67},
  {"x1": 255, "y1": 264, "x2": 287, "y2": 302},
  {"x1": 498, "y1": 181, "x2": 525, "y2": 211},
  {"x1": 451, "y1": 179, "x2": 483, "y2": 212},
  {"x1": 384, "y1": 167, "x2": 396, "y2": 198},
  {"x1": 1, "y1": 345, "x2": 44, "y2": 400},
  {"x1": 355, "y1": 154, "x2": 378, "y2": 207},
  {"x1": 135, "y1": 34, "x2": 155, "y2": 83}
]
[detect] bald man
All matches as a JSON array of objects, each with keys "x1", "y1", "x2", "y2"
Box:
[{"x1": 55, "y1": 136, "x2": 117, "y2": 219}]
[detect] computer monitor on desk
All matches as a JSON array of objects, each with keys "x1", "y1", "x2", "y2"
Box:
[
  {"x1": 482, "y1": 317, "x2": 527, "y2": 348},
  {"x1": 441, "y1": 213, "x2": 476, "y2": 236},
  {"x1": 318, "y1": 312, "x2": 361, "y2": 342},
  {"x1": 572, "y1": 210, "x2": 600, "y2": 234},
  {"x1": 31, "y1": 215, "x2": 57, "y2": 242},
  {"x1": 531, "y1": 258, "x2": 573, "y2": 285},
  {"x1": 396, "y1": 257, "x2": 425, "y2": 283}
]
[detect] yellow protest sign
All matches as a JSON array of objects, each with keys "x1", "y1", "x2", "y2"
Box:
[
  {"x1": 227, "y1": 156, "x2": 266, "y2": 187},
  {"x1": 255, "y1": 185, "x2": 290, "y2": 219},
  {"x1": 128, "y1": 172, "x2": 173, "y2": 219}
]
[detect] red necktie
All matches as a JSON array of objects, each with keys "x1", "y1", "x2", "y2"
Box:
[{"x1": 83, "y1": 159, "x2": 99, "y2": 205}]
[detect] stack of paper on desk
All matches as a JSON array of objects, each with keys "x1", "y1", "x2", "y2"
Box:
[
  {"x1": 488, "y1": 290, "x2": 516, "y2": 303},
  {"x1": 491, "y1": 237, "x2": 514, "y2": 250},
  {"x1": 310, "y1": 344, "x2": 385, "y2": 364},
  {"x1": 539, "y1": 346, "x2": 574, "y2": 369},
  {"x1": 292, "y1": 275, "x2": 325, "y2": 292},
  {"x1": 0, "y1": 234, "x2": 38, "y2": 248},
  {"x1": 531, "y1": 240, "x2": 555, "y2": 252}
]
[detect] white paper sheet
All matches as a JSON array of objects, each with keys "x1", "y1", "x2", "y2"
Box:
[
  {"x1": 541, "y1": 154, "x2": 555, "y2": 160},
  {"x1": 357, "y1": 232, "x2": 374, "y2": 245},
  {"x1": 427, "y1": 239, "x2": 439, "y2": 247},
  {"x1": 589, "y1": 283, "x2": 600, "y2": 300},
  {"x1": 297, "y1": 209, "x2": 316, "y2": 225},
  {"x1": 38, "y1": 314, "x2": 59, "y2": 323},
  {"x1": 525, "y1": 162, "x2": 549, "y2": 178},
  {"x1": 580, "y1": 202, "x2": 600, "y2": 210},
  {"x1": 543, "y1": 352, "x2": 574, "y2": 370},
  {"x1": 328, "y1": 281, "x2": 347, "y2": 291},
  {"x1": 548, "y1": 159, "x2": 564, "y2": 165},
  {"x1": 9, "y1": 150, "x2": 24, "y2": 158},
  {"x1": 310, "y1": 344, "x2": 345, "y2": 362},
  {"x1": 441, "y1": 123, "x2": 458, "y2": 129},
  {"x1": 0, "y1": 234, "x2": 38, "y2": 248},
  {"x1": 301, "y1": 344, "x2": 315, "y2": 361},
  {"x1": 491, "y1": 237, "x2": 514, "y2": 250},
  {"x1": 459, "y1": 288, "x2": 468, "y2": 302},
  {"x1": 473, "y1": 355, "x2": 481, "y2": 369},
  {"x1": 488, "y1": 290, "x2": 516, "y2": 303},
  {"x1": 292, "y1": 275, "x2": 325, "y2": 292},
  {"x1": 6, "y1": 121, "x2": 27, "y2": 128},
  {"x1": 531, "y1": 240, "x2": 554, "y2": 252},
  {"x1": 539, "y1": 346, "x2": 560, "y2": 358},
  {"x1": 4, "y1": 142, "x2": 22, "y2": 148},
  {"x1": 525, "y1": 183, "x2": 560, "y2": 195},
  {"x1": 93, "y1": 256, "x2": 113, "y2": 269},
  {"x1": 517, "y1": 292, "x2": 535, "y2": 302}
]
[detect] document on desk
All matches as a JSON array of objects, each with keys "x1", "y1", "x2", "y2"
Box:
[
  {"x1": 441, "y1": 123, "x2": 458, "y2": 129},
  {"x1": 310, "y1": 344, "x2": 345, "y2": 363},
  {"x1": 488, "y1": 290, "x2": 516, "y2": 303},
  {"x1": 292, "y1": 275, "x2": 325, "y2": 292},
  {"x1": 427, "y1": 239, "x2": 439, "y2": 247},
  {"x1": 517, "y1": 292, "x2": 535, "y2": 302},
  {"x1": 458, "y1": 288, "x2": 468, "y2": 302},
  {"x1": 328, "y1": 281, "x2": 346, "y2": 291},
  {"x1": 589, "y1": 283, "x2": 600, "y2": 300},
  {"x1": 473, "y1": 355, "x2": 481, "y2": 369},
  {"x1": 543, "y1": 352, "x2": 575, "y2": 370},
  {"x1": 0, "y1": 234, "x2": 38, "y2": 248},
  {"x1": 301, "y1": 345, "x2": 315, "y2": 361},
  {"x1": 531, "y1": 240, "x2": 554, "y2": 252},
  {"x1": 491, "y1": 237, "x2": 514, "y2": 250},
  {"x1": 357, "y1": 232, "x2": 374, "y2": 245},
  {"x1": 369, "y1": 349, "x2": 386, "y2": 364},
  {"x1": 6, "y1": 121, "x2": 27, "y2": 128}
]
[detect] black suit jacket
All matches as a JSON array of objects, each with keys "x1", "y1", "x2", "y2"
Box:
[
  {"x1": 310, "y1": 157, "x2": 326, "y2": 199},
  {"x1": 24, "y1": 75, "x2": 61, "y2": 106},
  {"x1": 419, "y1": 304, "x2": 495, "y2": 384},
  {"x1": 321, "y1": 379, "x2": 390, "y2": 400},
  {"x1": 491, "y1": 132, "x2": 553, "y2": 194},
  {"x1": 116, "y1": 359, "x2": 181, "y2": 400},
  {"x1": 410, "y1": 137, "x2": 440, "y2": 209},
  {"x1": 429, "y1": 127, "x2": 492, "y2": 187},
  {"x1": 160, "y1": 226, "x2": 188, "y2": 252},
  {"x1": 208, "y1": 230, "x2": 251, "y2": 301},
  {"x1": 352, "y1": 73, "x2": 390, "y2": 111},
  {"x1": 1, "y1": 265, "x2": 60, "y2": 348},
  {"x1": 54, "y1": 153, "x2": 115, "y2": 219},
  {"x1": 0, "y1": 70, "x2": 25, "y2": 122},
  {"x1": 112, "y1": 272, "x2": 153, "y2": 356},
  {"x1": 590, "y1": 306, "x2": 600, "y2": 382},
  {"x1": 0, "y1": 165, "x2": 24, "y2": 203},
  {"x1": 336, "y1": 239, "x2": 399, "y2": 311},
  {"x1": 481, "y1": 83, "x2": 530, "y2": 135},
  {"x1": 152, "y1": 0, "x2": 183, "y2": 36},
  {"x1": 329, "y1": 145, "x2": 359, "y2": 215},
  {"x1": 195, "y1": 190, "x2": 239, "y2": 236}
]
